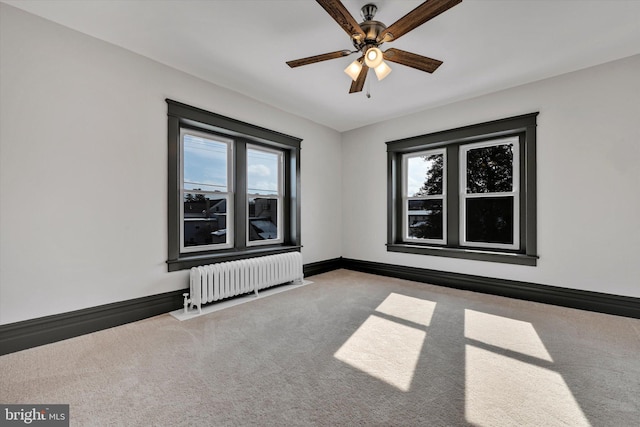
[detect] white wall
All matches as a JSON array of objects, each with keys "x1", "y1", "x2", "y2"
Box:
[
  {"x1": 0, "y1": 4, "x2": 342, "y2": 324},
  {"x1": 342, "y1": 54, "x2": 640, "y2": 298}
]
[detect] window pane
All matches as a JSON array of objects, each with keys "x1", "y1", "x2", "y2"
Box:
[
  {"x1": 248, "y1": 198, "x2": 278, "y2": 241},
  {"x1": 183, "y1": 134, "x2": 228, "y2": 192},
  {"x1": 183, "y1": 193, "x2": 227, "y2": 247},
  {"x1": 247, "y1": 148, "x2": 279, "y2": 196},
  {"x1": 466, "y1": 144, "x2": 513, "y2": 194},
  {"x1": 407, "y1": 154, "x2": 444, "y2": 196},
  {"x1": 466, "y1": 197, "x2": 514, "y2": 244},
  {"x1": 408, "y1": 199, "x2": 443, "y2": 240}
]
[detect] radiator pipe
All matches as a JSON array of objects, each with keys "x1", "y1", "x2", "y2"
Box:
[{"x1": 183, "y1": 293, "x2": 190, "y2": 314}]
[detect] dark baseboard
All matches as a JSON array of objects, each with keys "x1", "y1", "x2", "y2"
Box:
[
  {"x1": 1, "y1": 259, "x2": 341, "y2": 356},
  {"x1": 0, "y1": 290, "x2": 186, "y2": 356},
  {"x1": 304, "y1": 257, "x2": 343, "y2": 277},
  {"x1": 341, "y1": 258, "x2": 640, "y2": 319},
  {"x1": 2, "y1": 258, "x2": 638, "y2": 356}
]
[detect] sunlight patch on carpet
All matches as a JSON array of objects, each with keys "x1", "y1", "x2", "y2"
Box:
[
  {"x1": 464, "y1": 309, "x2": 553, "y2": 362},
  {"x1": 375, "y1": 293, "x2": 436, "y2": 327},
  {"x1": 334, "y1": 315, "x2": 425, "y2": 391},
  {"x1": 465, "y1": 345, "x2": 589, "y2": 426},
  {"x1": 334, "y1": 293, "x2": 436, "y2": 391}
]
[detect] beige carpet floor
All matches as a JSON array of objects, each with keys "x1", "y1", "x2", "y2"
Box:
[{"x1": 1, "y1": 269, "x2": 639, "y2": 426}]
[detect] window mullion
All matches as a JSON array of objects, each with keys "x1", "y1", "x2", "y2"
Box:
[
  {"x1": 464, "y1": 191, "x2": 516, "y2": 198},
  {"x1": 235, "y1": 140, "x2": 247, "y2": 250},
  {"x1": 446, "y1": 144, "x2": 459, "y2": 246}
]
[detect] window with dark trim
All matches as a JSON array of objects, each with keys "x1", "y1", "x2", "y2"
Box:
[
  {"x1": 387, "y1": 113, "x2": 538, "y2": 266},
  {"x1": 167, "y1": 100, "x2": 301, "y2": 272}
]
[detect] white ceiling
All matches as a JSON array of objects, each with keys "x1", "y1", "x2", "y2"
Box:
[{"x1": 4, "y1": 0, "x2": 640, "y2": 132}]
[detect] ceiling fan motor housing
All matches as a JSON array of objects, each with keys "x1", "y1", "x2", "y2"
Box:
[
  {"x1": 352, "y1": 3, "x2": 386, "y2": 52},
  {"x1": 352, "y1": 20, "x2": 386, "y2": 51}
]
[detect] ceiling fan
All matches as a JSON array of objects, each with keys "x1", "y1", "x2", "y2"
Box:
[{"x1": 286, "y1": 0, "x2": 462, "y2": 94}]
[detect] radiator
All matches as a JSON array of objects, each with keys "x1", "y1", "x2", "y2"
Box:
[{"x1": 185, "y1": 252, "x2": 304, "y2": 314}]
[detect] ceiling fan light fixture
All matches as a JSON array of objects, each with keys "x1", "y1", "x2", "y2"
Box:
[
  {"x1": 344, "y1": 59, "x2": 363, "y2": 81},
  {"x1": 374, "y1": 61, "x2": 392, "y2": 80},
  {"x1": 364, "y1": 47, "x2": 383, "y2": 68},
  {"x1": 285, "y1": 0, "x2": 461, "y2": 94}
]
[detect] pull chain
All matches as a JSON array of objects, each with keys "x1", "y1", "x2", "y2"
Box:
[{"x1": 366, "y1": 71, "x2": 371, "y2": 98}]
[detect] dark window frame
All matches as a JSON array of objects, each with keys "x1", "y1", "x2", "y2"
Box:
[
  {"x1": 387, "y1": 113, "x2": 538, "y2": 266},
  {"x1": 167, "y1": 99, "x2": 301, "y2": 272}
]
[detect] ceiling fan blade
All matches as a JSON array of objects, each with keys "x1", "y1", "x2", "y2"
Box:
[
  {"x1": 384, "y1": 48, "x2": 443, "y2": 73},
  {"x1": 349, "y1": 64, "x2": 369, "y2": 93},
  {"x1": 377, "y1": 0, "x2": 462, "y2": 43},
  {"x1": 286, "y1": 50, "x2": 352, "y2": 68},
  {"x1": 316, "y1": 0, "x2": 366, "y2": 42}
]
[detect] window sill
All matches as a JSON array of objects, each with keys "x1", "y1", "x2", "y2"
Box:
[
  {"x1": 386, "y1": 243, "x2": 537, "y2": 266},
  {"x1": 167, "y1": 245, "x2": 302, "y2": 272}
]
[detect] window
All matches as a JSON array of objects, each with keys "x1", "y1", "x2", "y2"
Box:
[
  {"x1": 181, "y1": 130, "x2": 233, "y2": 252},
  {"x1": 247, "y1": 145, "x2": 283, "y2": 245},
  {"x1": 167, "y1": 100, "x2": 301, "y2": 272},
  {"x1": 403, "y1": 149, "x2": 446, "y2": 244},
  {"x1": 387, "y1": 113, "x2": 538, "y2": 266},
  {"x1": 460, "y1": 138, "x2": 519, "y2": 250}
]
